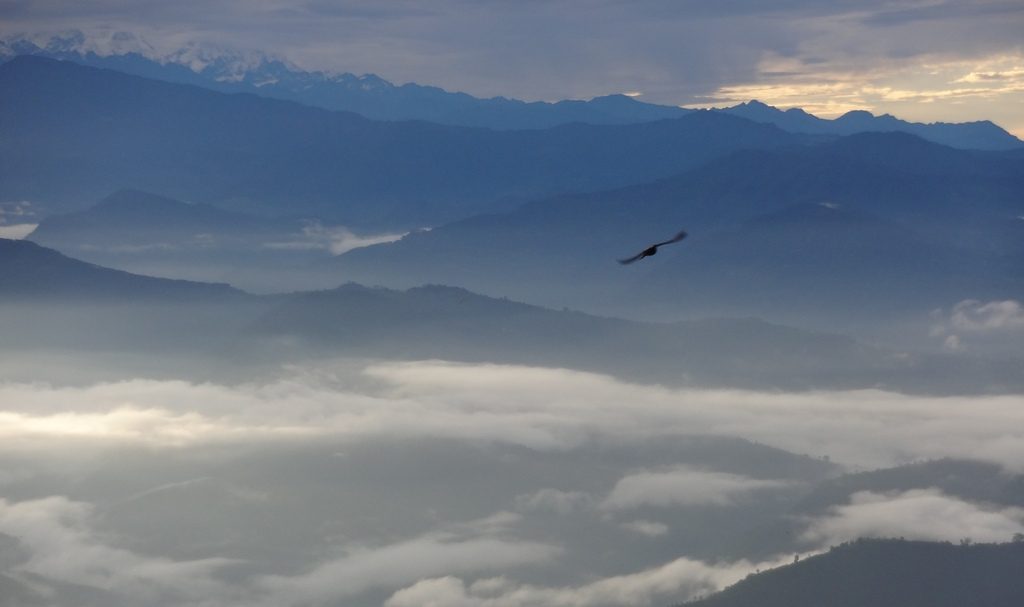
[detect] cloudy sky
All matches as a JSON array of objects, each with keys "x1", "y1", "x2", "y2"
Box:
[{"x1": 2, "y1": 0, "x2": 1023, "y2": 135}]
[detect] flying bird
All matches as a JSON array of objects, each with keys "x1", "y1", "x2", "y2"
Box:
[{"x1": 618, "y1": 230, "x2": 688, "y2": 265}]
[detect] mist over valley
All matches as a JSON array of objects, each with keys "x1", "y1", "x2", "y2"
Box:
[{"x1": 1, "y1": 21, "x2": 1023, "y2": 607}]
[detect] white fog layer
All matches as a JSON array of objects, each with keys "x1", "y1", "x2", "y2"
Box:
[{"x1": 0, "y1": 361, "x2": 1021, "y2": 606}]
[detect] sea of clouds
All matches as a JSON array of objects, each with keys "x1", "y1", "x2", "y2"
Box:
[{"x1": 0, "y1": 360, "x2": 1021, "y2": 606}]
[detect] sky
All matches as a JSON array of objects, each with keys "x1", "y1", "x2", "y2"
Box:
[{"x1": 1, "y1": 0, "x2": 1022, "y2": 136}]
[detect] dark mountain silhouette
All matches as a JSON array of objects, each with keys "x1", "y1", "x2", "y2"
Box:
[
  {"x1": 0, "y1": 238, "x2": 272, "y2": 358},
  {"x1": 0, "y1": 241, "x2": 1018, "y2": 391},
  {"x1": 0, "y1": 239, "x2": 907, "y2": 389},
  {"x1": 0, "y1": 34, "x2": 693, "y2": 129},
  {"x1": 721, "y1": 100, "x2": 1023, "y2": 151},
  {"x1": 4, "y1": 35, "x2": 1020, "y2": 150},
  {"x1": 0, "y1": 55, "x2": 798, "y2": 227},
  {"x1": 28, "y1": 189, "x2": 297, "y2": 246},
  {"x1": 326, "y1": 132, "x2": 1024, "y2": 323},
  {"x1": 685, "y1": 539, "x2": 1024, "y2": 607},
  {"x1": 250, "y1": 283, "x2": 979, "y2": 391},
  {"x1": 638, "y1": 203, "x2": 1016, "y2": 322},
  {"x1": 25, "y1": 189, "x2": 385, "y2": 291},
  {"x1": 0, "y1": 238, "x2": 242, "y2": 301}
]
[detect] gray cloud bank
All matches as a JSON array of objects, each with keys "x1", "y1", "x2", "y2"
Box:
[
  {"x1": 951, "y1": 299, "x2": 1024, "y2": 333},
  {"x1": 1, "y1": 360, "x2": 1021, "y2": 470},
  {"x1": 801, "y1": 489, "x2": 1024, "y2": 546},
  {"x1": 600, "y1": 466, "x2": 793, "y2": 510},
  {"x1": 1, "y1": 360, "x2": 1023, "y2": 606},
  {"x1": 931, "y1": 299, "x2": 1024, "y2": 352}
]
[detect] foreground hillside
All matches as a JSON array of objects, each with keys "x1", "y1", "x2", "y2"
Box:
[{"x1": 685, "y1": 539, "x2": 1024, "y2": 607}]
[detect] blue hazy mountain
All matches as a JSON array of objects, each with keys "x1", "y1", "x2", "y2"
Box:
[
  {"x1": 686, "y1": 539, "x2": 1024, "y2": 607},
  {"x1": 0, "y1": 237, "x2": 896, "y2": 389},
  {"x1": 3, "y1": 32, "x2": 1020, "y2": 150},
  {"x1": 25, "y1": 189, "x2": 356, "y2": 291},
  {"x1": 25, "y1": 189, "x2": 330, "y2": 289},
  {"x1": 0, "y1": 32, "x2": 693, "y2": 130},
  {"x1": 250, "y1": 283, "x2": 903, "y2": 390},
  {"x1": 28, "y1": 189, "x2": 296, "y2": 244},
  {"x1": 0, "y1": 238, "x2": 242, "y2": 301},
  {"x1": 720, "y1": 100, "x2": 1023, "y2": 151},
  {"x1": 0, "y1": 239, "x2": 1019, "y2": 390},
  {"x1": 248, "y1": 283, "x2": 1023, "y2": 393},
  {"x1": 0, "y1": 237, "x2": 264, "y2": 360},
  {"x1": 326, "y1": 132, "x2": 1024, "y2": 324},
  {"x1": 0, "y1": 55, "x2": 799, "y2": 227}
]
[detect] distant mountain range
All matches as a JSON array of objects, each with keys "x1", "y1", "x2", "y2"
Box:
[
  {"x1": 2, "y1": 31, "x2": 1021, "y2": 150},
  {"x1": 0, "y1": 55, "x2": 801, "y2": 226},
  {"x1": 5, "y1": 34, "x2": 1023, "y2": 355},
  {"x1": 26, "y1": 189, "x2": 326, "y2": 288},
  {"x1": 19, "y1": 118, "x2": 1024, "y2": 331},
  {"x1": 7, "y1": 239, "x2": 1018, "y2": 391},
  {"x1": 720, "y1": 100, "x2": 1022, "y2": 151},
  {"x1": 0, "y1": 31, "x2": 692, "y2": 130},
  {"x1": 686, "y1": 539, "x2": 1024, "y2": 607},
  {"x1": 248, "y1": 282, "x2": 902, "y2": 389},
  {"x1": 0, "y1": 237, "x2": 242, "y2": 302},
  {"x1": 326, "y1": 131, "x2": 1024, "y2": 325},
  {"x1": 29, "y1": 189, "x2": 297, "y2": 245}
]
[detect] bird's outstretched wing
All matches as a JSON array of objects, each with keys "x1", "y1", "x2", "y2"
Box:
[
  {"x1": 618, "y1": 230, "x2": 688, "y2": 265},
  {"x1": 618, "y1": 252, "x2": 647, "y2": 265},
  {"x1": 653, "y1": 230, "x2": 688, "y2": 248}
]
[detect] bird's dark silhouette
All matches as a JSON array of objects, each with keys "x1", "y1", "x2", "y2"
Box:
[{"x1": 618, "y1": 230, "x2": 688, "y2": 264}]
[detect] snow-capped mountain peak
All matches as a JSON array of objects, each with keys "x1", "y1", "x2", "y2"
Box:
[
  {"x1": 165, "y1": 40, "x2": 295, "y2": 80},
  {"x1": 0, "y1": 29, "x2": 297, "y2": 80},
  {"x1": 0, "y1": 29, "x2": 407, "y2": 98},
  {"x1": 1, "y1": 29, "x2": 157, "y2": 59}
]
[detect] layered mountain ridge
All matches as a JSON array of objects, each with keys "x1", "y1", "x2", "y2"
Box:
[
  {"x1": 3, "y1": 31, "x2": 1021, "y2": 149},
  {"x1": 0, "y1": 55, "x2": 800, "y2": 225}
]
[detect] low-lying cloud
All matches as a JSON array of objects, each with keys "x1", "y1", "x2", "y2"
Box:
[
  {"x1": 384, "y1": 553, "x2": 795, "y2": 607},
  {"x1": 515, "y1": 489, "x2": 594, "y2": 515},
  {"x1": 601, "y1": 466, "x2": 792, "y2": 510},
  {"x1": 621, "y1": 520, "x2": 670, "y2": 537},
  {"x1": 256, "y1": 532, "x2": 559, "y2": 607},
  {"x1": 931, "y1": 299, "x2": 1024, "y2": 350},
  {"x1": 264, "y1": 221, "x2": 406, "y2": 255},
  {"x1": 0, "y1": 496, "x2": 238, "y2": 604},
  {"x1": 0, "y1": 361, "x2": 1023, "y2": 471},
  {"x1": 0, "y1": 223, "x2": 37, "y2": 239},
  {"x1": 951, "y1": 299, "x2": 1024, "y2": 332},
  {"x1": 801, "y1": 489, "x2": 1024, "y2": 546},
  {"x1": 1, "y1": 361, "x2": 1022, "y2": 606},
  {"x1": 0, "y1": 495, "x2": 558, "y2": 607}
]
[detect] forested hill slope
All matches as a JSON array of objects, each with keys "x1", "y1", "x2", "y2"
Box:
[{"x1": 684, "y1": 539, "x2": 1024, "y2": 607}]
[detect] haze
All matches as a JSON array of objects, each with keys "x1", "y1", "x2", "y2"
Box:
[{"x1": 0, "y1": 2, "x2": 1023, "y2": 607}]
